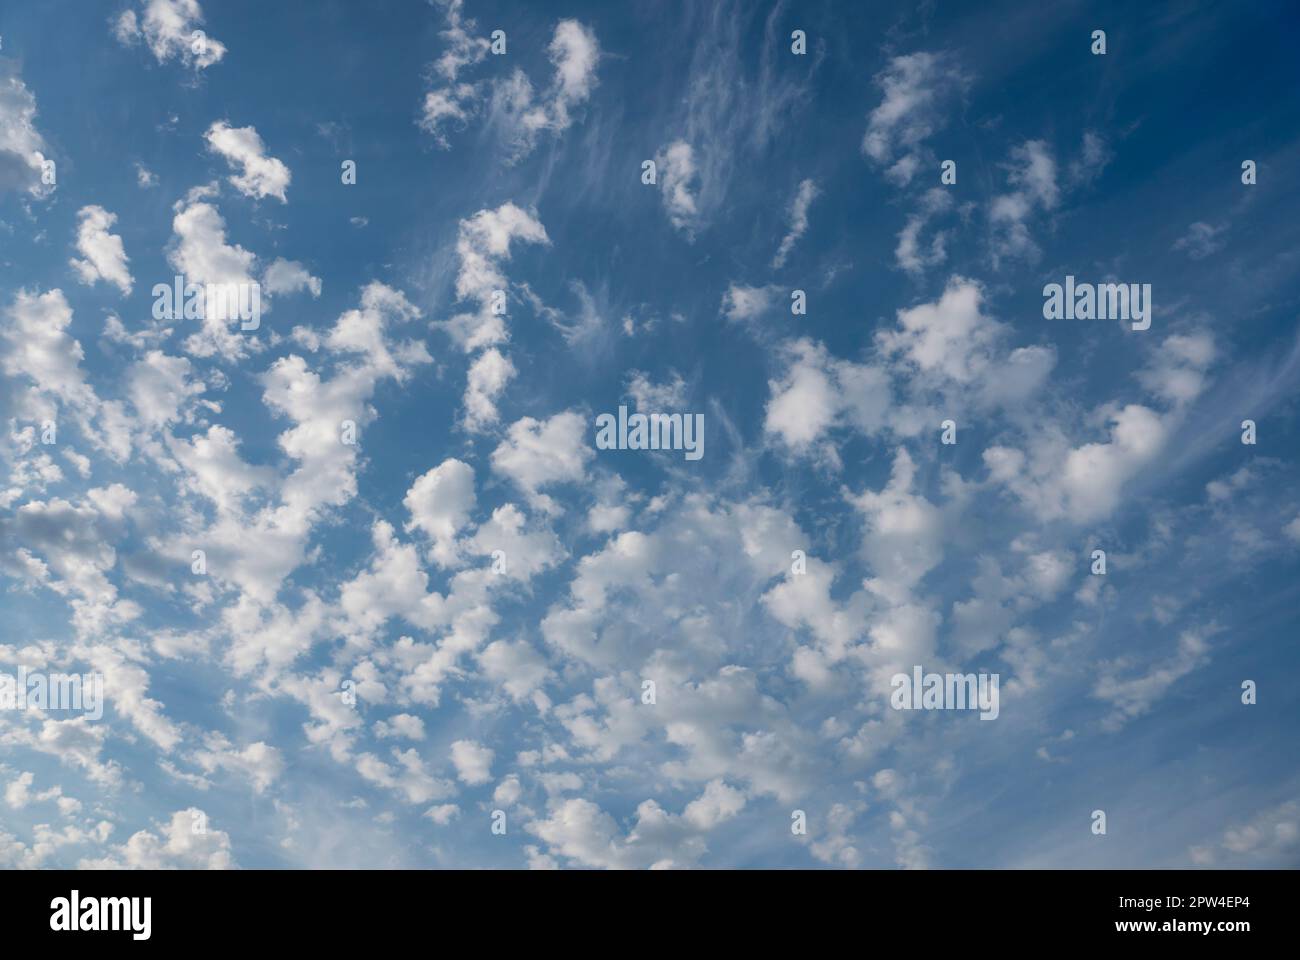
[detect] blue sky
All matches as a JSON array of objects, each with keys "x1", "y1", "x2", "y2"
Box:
[{"x1": 1, "y1": 0, "x2": 1298, "y2": 869}]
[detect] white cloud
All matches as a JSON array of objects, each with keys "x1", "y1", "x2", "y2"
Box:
[
  {"x1": 721, "y1": 283, "x2": 781, "y2": 324},
  {"x1": 1094, "y1": 628, "x2": 1212, "y2": 731},
  {"x1": 462, "y1": 502, "x2": 564, "y2": 581},
  {"x1": 1068, "y1": 130, "x2": 1112, "y2": 186},
  {"x1": 625, "y1": 370, "x2": 687, "y2": 411},
  {"x1": 70, "y1": 206, "x2": 133, "y2": 294},
  {"x1": 989, "y1": 140, "x2": 1058, "y2": 266},
  {"x1": 193, "y1": 740, "x2": 284, "y2": 794},
  {"x1": 423, "y1": 803, "x2": 460, "y2": 825},
  {"x1": 403, "y1": 458, "x2": 476, "y2": 566},
  {"x1": 4, "y1": 771, "x2": 63, "y2": 810},
  {"x1": 479, "y1": 639, "x2": 551, "y2": 704},
  {"x1": 422, "y1": 14, "x2": 599, "y2": 159},
  {"x1": 205, "y1": 122, "x2": 291, "y2": 202},
  {"x1": 655, "y1": 140, "x2": 701, "y2": 237},
  {"x1": 490, "y1": 411, "x2": 592, "y2": 512},
  {"x1": 772, "y1": 178, "x2": 818, "y2": 268},
  {"x1": 764, "y1": 338, "x2": 892, "y2": 456},
  {"x1": 418, "y1": 0, "x2": 489, "y2": 146},
  {"x1": 1137, "y1": 332, "x2": 1216, "y2": 406},
  {"x1": 985, "y1": 404, "x2": 1169, "y2": 523},
  {"x1": 1173, "y1": 221, "x2": 1226, "y2": 260},
  {"x1": 847, "y1": 447, "x2": 944, "y2": 593},
  {"x1": 1206, "y1": 800, "x2": 1300, "y2": 863},
  {"x1": 79, "y1": 808, "x2": 235, "y2": 869},
  {"x1": 463, "y1": 347, "x2": 516, "y2": 432},
  {"x1": 262, "y1": 258, "x2": 321, "y2": 297},
  {"x1": 895, "y1": 188, "x2": 953, "y2": 275},
  {"x1": 374, "y1": 714, "x2": 427, "y2": 741},
  {"x1": 167, "y1": 193, "x2": 259, "y2": 359},
  {"x1": 862, "y1": 52, "x2": 967, "y2": 186},
  {"x1": 543, "y1": 20, "x2": 600, "y2": 132},
  {"x1": 525, "y1": 783, "x2": 743, "y2": 870},
  {"x1": 355, "y1": 749, "x2": 452, "y2": 805},
  {"x1": 450, "y1": 739, "x2": 494, "y2": 785},
  {"x1": 2, "y1": 288, "x2": 98, "y2": 415},
  {"x1": 0, "y1": 61, "x2": 54, "y2": 198},
  {"x1": 489, "y1": 20, "x2": 600, "y2": 159},
  {"x1": 877, "y1": 276, "x2": 999, "y2": 383},
  {"x1": 127, "y1": 349, "x2": 203, "y2": 429},
  {"x1": 420, "y1": 84, "x2": 476, "y2": 146},
  {"x1": 114, "y1": 0, "x2": 228, "y2": 70},
  {"x1": 433, "y1": 0, "x2": 488, "y2": 82},
  {"x1": 442, "y1": 202, "x2": 550, "y2": 353}
]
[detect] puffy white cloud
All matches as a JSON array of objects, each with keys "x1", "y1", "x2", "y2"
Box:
[
  {"x1": 478, "y1": 638, "x2": 551, "y2": 704},
  {"x1": 490, "y1": 411, "x2": 591, "y2": 512},
  {"x1": 432, "y1": 0, "x2": 489, "y2": 83},
  {"x1": 764, "y1": 338, "x2": 891, "y2": 456},
  {"x1": 0, "y1": 289, "x2": 135, "y2": 465},
  {"x1": 420, "y1": 85, "x2": 476, "y2": 146},
  {"x1": 542, "y1": 20, "x2": 600, "y2": 131},
  {"x1": 193, "y1": 740, "x2": 284, "y2": 793},
  {"x1": 463, "y1": 347, "x2": 516, "y2": 432},
  {"x1": 1, "y1": 289, "x2": 98, "y2": 415},
  {"x1": 170, "y1": 425, "x2": 272, "y2": 514},
  {"x1": 423, "y1": 803, "x2": 460, "y2": 825},
  {"x1": 355, "y1": 748, "x2": 453, "y2": 804},
  {"x1": 205, "y1": 122, "x2": 291, "y2": 202},
  {"x1": 323, "y1": 281, "x2": 429, "y2": 378},
  {"x1": 171, "y1": 282, "x2": 429, "y2": 606},
  {"x1": 114, "y1": 0, "x2": 227, "y2": 70},
  {"x1": 721, "y1": 283, "x2": 781, "y2": 324},
  {"x1": 625, "y1": 371, "x2": 687, "y2": 412},
  {"x1": 847, "y1": 447, "x2": 944, "y2": 593},
  {"x1": 70, "y1": 206, "x2": 132, "y2": 294},
  {"x1": 877, "y1": 276, "x2": 998, "y2": 383},
  {"x1": 876, "y1": 276, "x2": 1055, "y2": 408},
  {"x1": 442, "y1": 202, "x2": 550, "y2": 353},
  {"x1": 0, "y1": 61, "x2": 54, "y2": 198},
  {"x1": 525, "y1": 781, "x2": 744, "y2": 870},
  {"x1": 79, "y1": 808, "x2": 235, "y2": 869},
  {"x1": 810, "y1": 802, "x2": 865, "y2": 867},
  {"x1": 1137, "y1": 332, "x2": 1216, "y2": 406},
  {"x1": 985, "y1": 404, "x2": 1169, "y2": 523},
  {"x1": 262, "y1": 258, "x2": 321, "y2": 297},
  {"x1": 542, "y1": 496, "x2": 803, "y2": 676},
  {"x1": 127, "y1": 350, "x2": 204, "y2": 433},
  {"x1": 403, "y1": 458, "x2": 476, "y2": 566},
  {"x1": 462, "y1": 502, "x2": 564, "y2": 581},
  {"x1": 862, "y1": 52, "x2": 968, "y2": 186},
  {"x1": 490, "y1": 20, "x2": 599, "y2": 159},
  {"x1": 421, "y1": 14, "x2": 598, "y2": 158},
  {"x1": 450, "y1": 739, "x2": 494, "y2": 785},
  {"x1": 374, "y1": 713, "x2": 426, "y2": 741},
  {"x1": 4, "y1": 770, "x2": 64, "y2": 810},
  {"x1": 167, "y1": 193, "x2": 260, "y2": 359}
]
